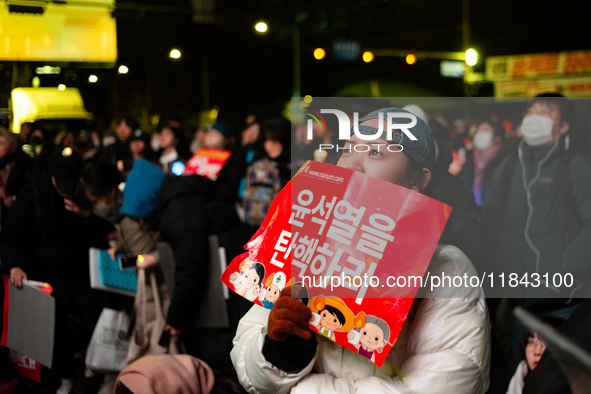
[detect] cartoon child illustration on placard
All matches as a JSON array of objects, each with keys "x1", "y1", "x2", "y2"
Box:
[
  {"x1": 228, "y1": 258, "x2": 266, "y2": 298},
  {"x1": 309, "y1": 296, "x2": 366, "y2": 342},
  {"x1": 347, "y1": 315, "x2": 392, "y2": 363},
  {"x1": 245, "y1": 283, "x2": 262, "y2": 302},
  {"x1": 259, "y1": 272, "x2": 294, "y2": 309}
]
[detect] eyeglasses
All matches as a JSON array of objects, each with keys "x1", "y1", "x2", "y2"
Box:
[{"x1": 526, "y1": 337, "x2": 547, "y2": 351}]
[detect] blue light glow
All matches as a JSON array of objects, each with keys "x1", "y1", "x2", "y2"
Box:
[{"x1": 171, "y1": 161, "x2": 185, "y2": 176}]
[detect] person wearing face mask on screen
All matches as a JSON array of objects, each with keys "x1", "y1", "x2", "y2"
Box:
[
  {"x1": 479, "y1": 93, "x2": 591, "y2": 362},
  {"x1": 458, "y1": 120, "x2": 513, "y2": 206}
]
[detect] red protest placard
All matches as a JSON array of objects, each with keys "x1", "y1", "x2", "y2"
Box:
[
  {"x1": 9, "y1": 349, "x2": 41, "y2": 382},
  {"x1": 220, "y1": 161, "x2": 451, "y2": 367},
  {"x1": 184, "y1": 148, "x2": 232, "y2": 180}
]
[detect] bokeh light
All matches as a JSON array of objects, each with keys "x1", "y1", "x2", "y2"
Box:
[
  {"x1": 362, "y1": 51, "x2": 374, "y2": 63},
  {"x1": 255, "y1": 22, "x2": 268, "y2": 33},
  {"x1": 465, "y1": 48, "x2": 478, "y2": 66},
  {"x1": 314, "y1": 48, "x2": 326, "y2": 60},
  {"x1": 170, "y1": 49, "x2": 181, "y2": 59}
]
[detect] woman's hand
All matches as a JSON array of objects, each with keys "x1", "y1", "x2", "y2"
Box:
[
  {"x1": 64, "y1": 198, "x2": 90, "y2": 217},
  {"x1": 137, "y1": 254, "x2": 158, "y2": 269},
  {"x1": 3, "y1": 195, "x2": 14, "y2": 208},
  {"x1": 107, "y1": 245, "x2": 118, "y2": 261},
  {"x1": 268, "y1": 286, "x2": 313, "y2": 341},
  {"x1": 10, "y1": 267, "x2": 28, "y2": 289},
  {"x1": 165, "y1": 324, "x2": 184, "y2": 337}
]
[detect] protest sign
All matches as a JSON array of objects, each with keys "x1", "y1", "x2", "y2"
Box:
[
  {"x1": 184, "y1": 148, "x2": 232, "y2": 180},
  {"x1": 2, "y1": 276, "x2": 55, "y2": 372},
  {"x1": 221, "y1": 161, "x2": 451, "y2": 366},
  {"x1": 9, "y1": 349, "x2": 41, "y2": 382}
]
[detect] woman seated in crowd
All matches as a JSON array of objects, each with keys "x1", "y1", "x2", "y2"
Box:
[{"x1": 231, "y1": 107, "x2": 491, "y2": 394}]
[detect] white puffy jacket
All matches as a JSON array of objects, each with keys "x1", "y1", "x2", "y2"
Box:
[{"x1": 231, "y1": 245, "x2": 491, "y2": 394}]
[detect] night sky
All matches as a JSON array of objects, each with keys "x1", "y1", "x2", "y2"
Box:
[{"x1": 3, "y1": 0, "x2": 589, "y2": 130}]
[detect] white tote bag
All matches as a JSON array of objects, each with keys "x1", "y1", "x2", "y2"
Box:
[{"x1": 85, "y1": 308, "x2": 131, "y2": 374}]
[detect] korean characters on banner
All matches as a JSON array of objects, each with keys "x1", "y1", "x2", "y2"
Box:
[
  {"x1": 184, "y1": 148, "x2": 232, "y2": 180},
  {"x1": 288, "y1": 161, "x2": 450, "y2": 302},
  {"x1": 220, "y1": 161, "x2": 451, "y2": 367}
]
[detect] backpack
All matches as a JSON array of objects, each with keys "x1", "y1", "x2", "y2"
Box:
[
  {"x1": 242, "y1": 158, "x2": 282, "y2": 226},
  {"x1": 502, "y1": 151, "x2": 583, "y2": 248}
]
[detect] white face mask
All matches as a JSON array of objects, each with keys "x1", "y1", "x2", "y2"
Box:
[
  {"x1": 102, "y1": 136, "x2": 116, "y2": 147},
  {"x1": 473, "y1": 130, "x2": 494, "y2": 152},
  {"x1": 520, "y1": 114, "x2": 558, "y2": 146},
  {"x1": 150, "y1": 138, "x2": 160, "y2": 152},
  {"x1": 93, "y1": 200, "x2": 114, "y2": 218}
]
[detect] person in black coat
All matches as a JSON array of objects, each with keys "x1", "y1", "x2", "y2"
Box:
[
  {"x1": 154, "y1": 175, "x2": 219, "y2": 333},
  {"x1": 458, "y1": 120, "x2": 514, "y2": 206},
  {"x1": 154, "y1": 171, "x2": 255, "y2": 369},
  {"x1": 99, "y1": 118, "x2": 137, "y2": 178},
  {"x1": 522, "y1": 299, "x2": 591, "y2": 394},
  {"x1": 0, "y1": 128, "x2": 33, "y2": 230},
  {"x1": 0, "y1": 147, "x2": 113, "y2": 393}
]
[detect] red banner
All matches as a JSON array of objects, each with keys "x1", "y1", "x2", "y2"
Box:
[
  {"x1": 486, "y1": 50, "x2": 591, "y2": 81},
  {"x1": 221, "y1": 161, "x2": 451, "y2": 366},
  {"x1": 9, "y1": 349, "x2": 41, "y2": 382},
  {"x1": 184, "y1": 148, "x2": 232, "y2": 180}
]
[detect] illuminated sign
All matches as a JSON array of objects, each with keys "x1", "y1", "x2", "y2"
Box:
[
  {"x1": 486, "y1": 51, "x2": 591, "y2": 81},
  {"x1": 35, "y1": 66, "x2": 61, "y2": 74},
  {"x1": 0, "y1": 0, "x2": 117, "y2": 62}
]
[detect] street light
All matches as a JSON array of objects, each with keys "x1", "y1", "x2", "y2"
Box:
[
  {"x1": 255, "y1": 22, "x2": 268, "y2": 34},
  {"x1": 313, "y1": 48, "x2": 326, "y2": 60},
  {"x1": 170, "y1": 49, "x2": 181, "y2": 59},
  {"x1": 465, "y1": 48, "x2": 477, "y2": 66},
  {"x1": 89, "y1": 75, "x2": 98, "y2": 83},
  {"x1": 118, "y1": 65, "x2": 129, "y2": 74},
  {"x1": 362, "y1": 51, "x2": 374, "y2": 63},
  {"x1": 406, "y1": 54, "x2": 417, "y2": 65}
]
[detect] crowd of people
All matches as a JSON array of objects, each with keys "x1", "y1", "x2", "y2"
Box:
[{"x1": 0, "y1": 93, "x2": 589, "y2": 394}]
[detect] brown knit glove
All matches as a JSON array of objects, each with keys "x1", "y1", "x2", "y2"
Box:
[{"x1": 267, "y1": 286, "x2": 312, "y2": 341}]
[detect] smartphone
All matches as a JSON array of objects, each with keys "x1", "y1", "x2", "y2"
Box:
[
  {"x1": 55, "y1": 187, "x2": 73, "y2": 202},
  {"x1": 119, "y1": 254, "x2": 142, "y2": 270},
  {"x1": 158, "y1": 330, "x2": 171, "y2": 348}
]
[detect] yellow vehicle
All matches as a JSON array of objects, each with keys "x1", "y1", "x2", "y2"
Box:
[{"x1": 11, "y1": 87, "x2": 93, "y2": 134}]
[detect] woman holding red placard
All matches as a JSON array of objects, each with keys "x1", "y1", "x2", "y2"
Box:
[{"x1": 231, "y1": 107, "x2": 491, "y2": 394}]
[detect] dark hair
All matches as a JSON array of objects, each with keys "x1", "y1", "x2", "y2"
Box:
[
  {"x1": 120, "y1": 117, "x2": 139, "y2": 131},
  {"x1": 261, "y1": 121, "x2": 283, "y2": 143},
  {"x1": 259, "y1": 118, "x2": 291, "y2": 155},
  {"x1": 528, "y1": 93, "x2": 574, "y2": 126},
  {"x1": 520, "y1": 316, "x2": 565, "y2": 352},
  {"x1": 322, "y1": 305, "x2": 346, "y2": 326},
  {"x1": 81, "y1": 162, "x2": 120, "y2": 197},
  {"x1": 249, "y1": 262, "x2": 266, "y2": 285}
]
